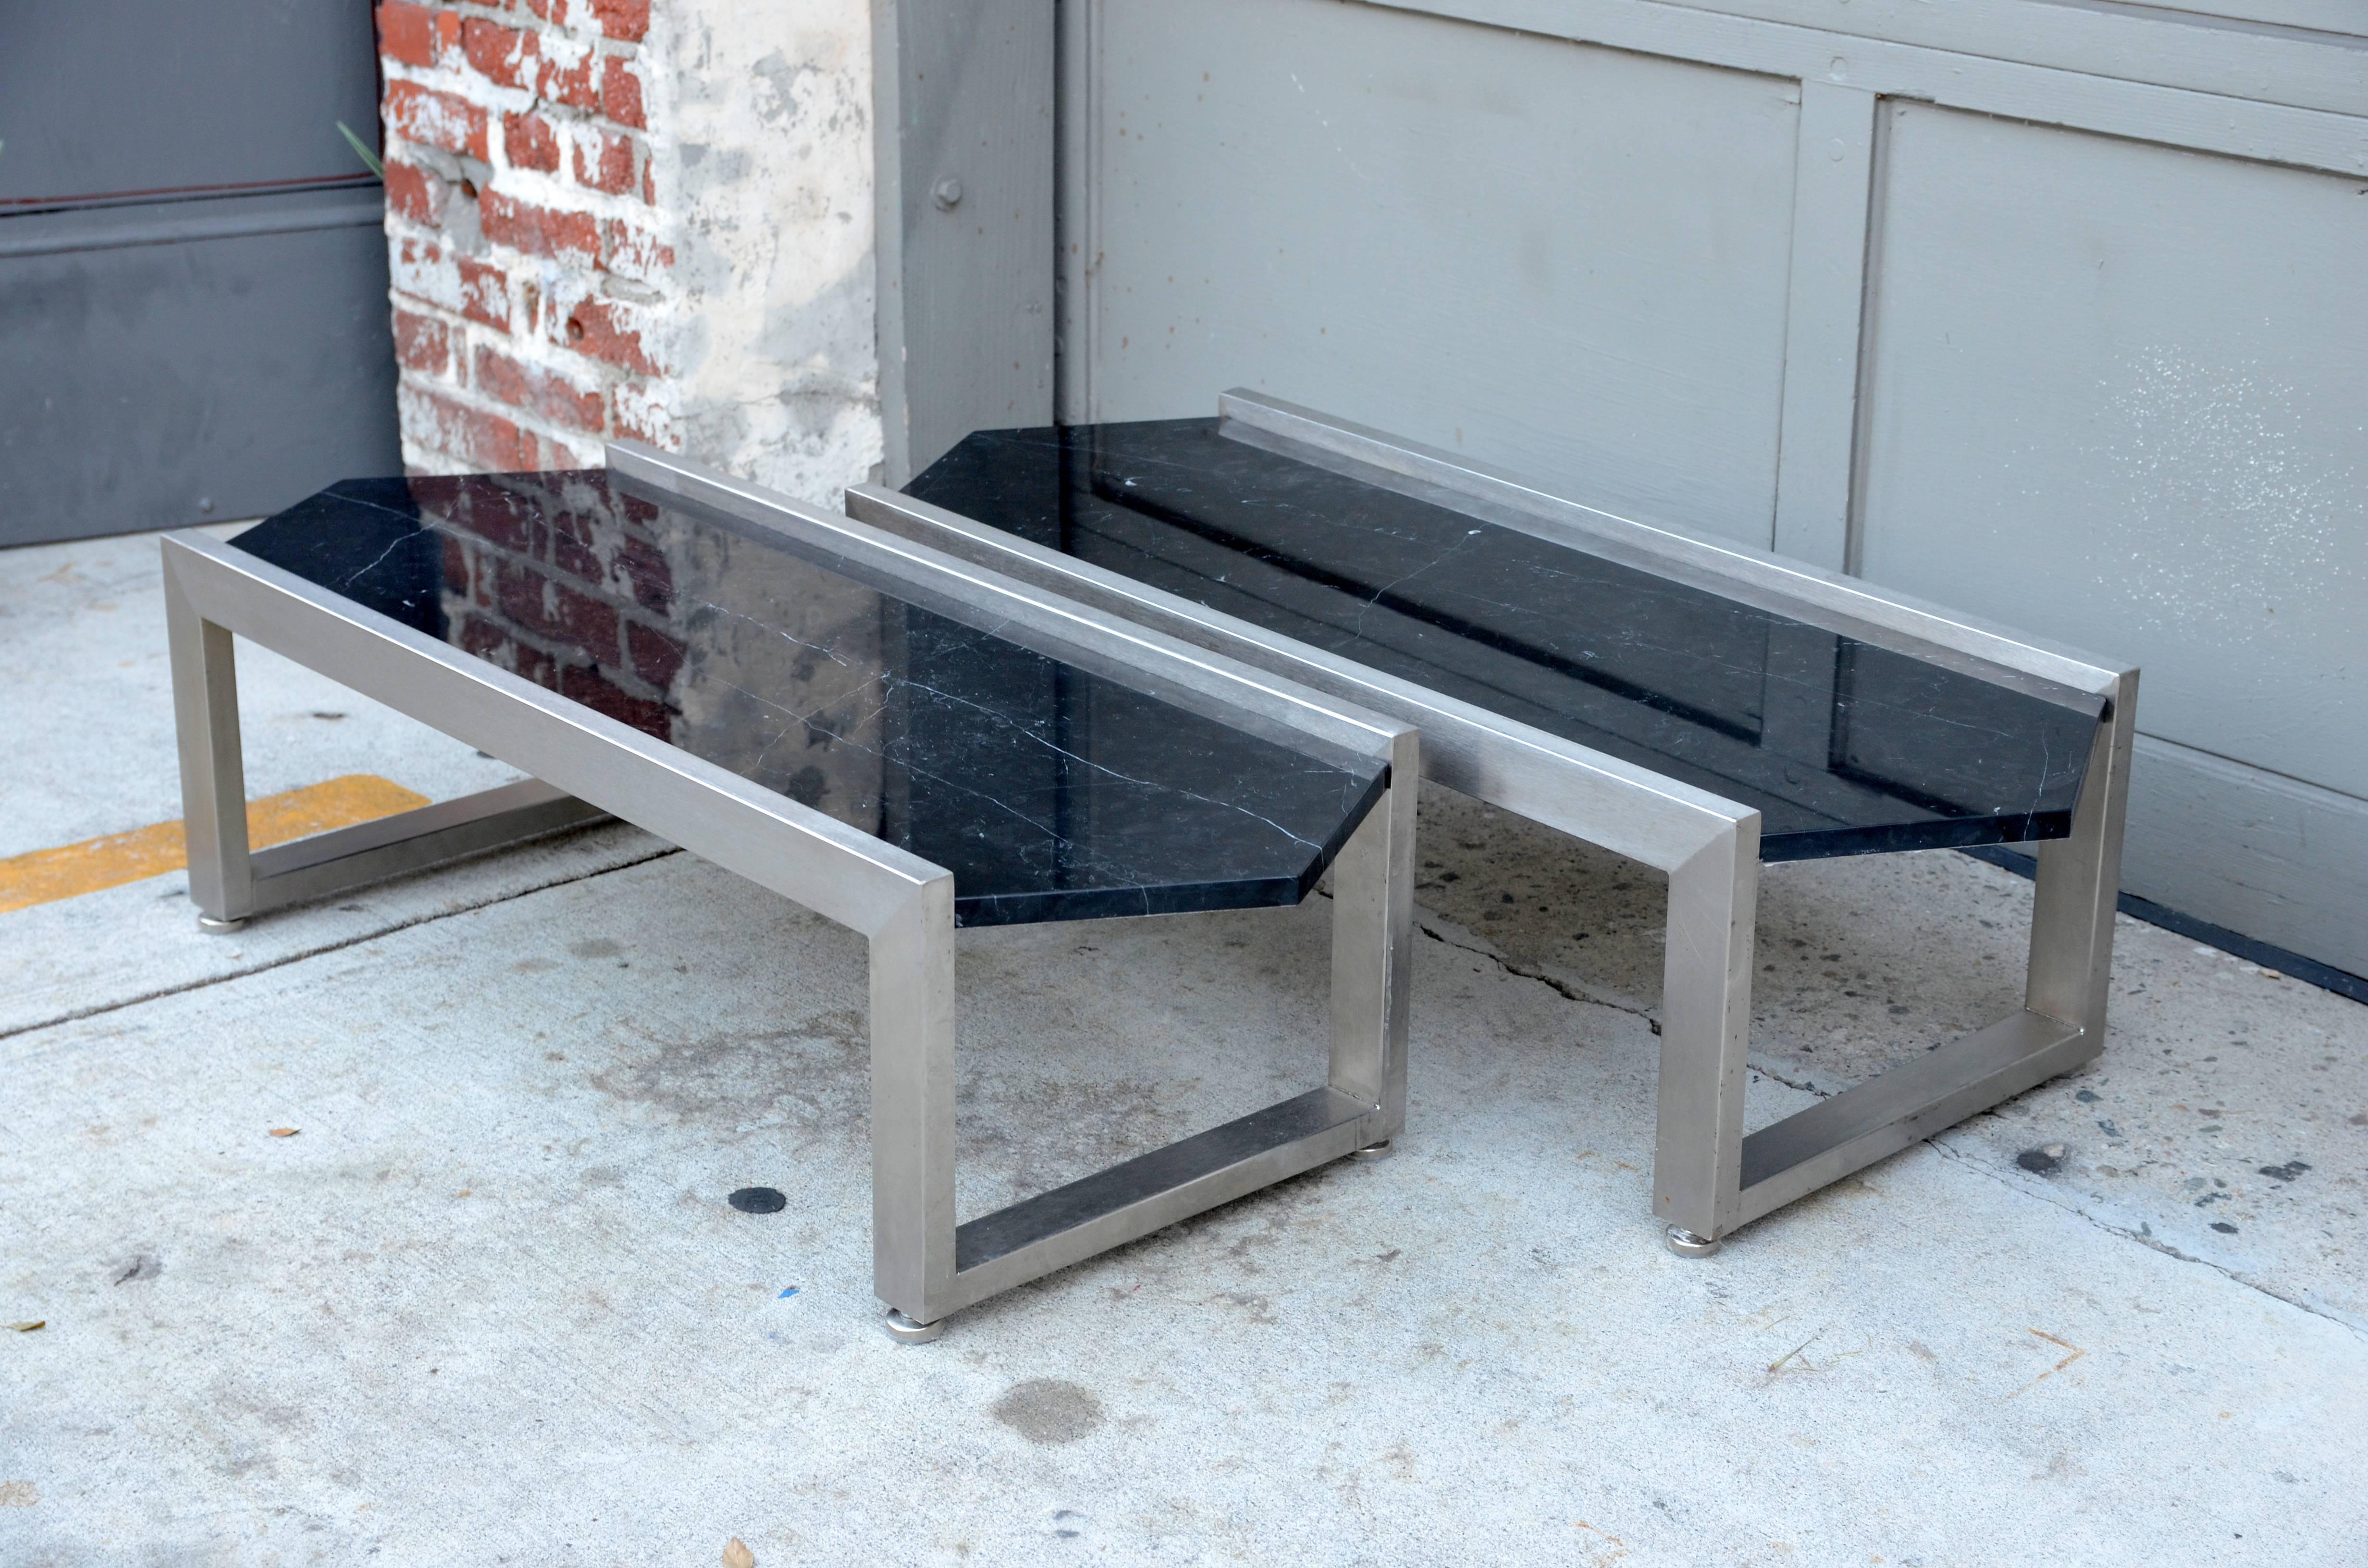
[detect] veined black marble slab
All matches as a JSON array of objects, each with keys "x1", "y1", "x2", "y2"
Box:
[
  {"x1": 905, "y1": 420, "x2": 2108, "y2": 863},
  {"x1": 229, "y1": 470, "x2": 1387, "y2": 926}
]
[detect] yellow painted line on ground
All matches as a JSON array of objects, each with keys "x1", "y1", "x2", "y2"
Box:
[{"x1": 0, "y1": 775, "x2": 430, "y2": 914}]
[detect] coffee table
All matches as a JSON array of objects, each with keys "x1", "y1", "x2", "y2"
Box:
[
  {"x1": 845, "y1": 393, "x2": 2139, "y2": 1255},
  {"x1": 162, "y1": 446, "x2": 1415, "y2": 1335}
]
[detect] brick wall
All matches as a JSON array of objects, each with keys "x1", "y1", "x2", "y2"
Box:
[
  {"x1": 419, "y1": 469, "x2": 892, "y2": 819},
  {"x1": 375, "y1": 0, "x2": 880, "y2": 500},
  {"x1": 429, "y1": 474, "x2": 686, "y2": 742}
]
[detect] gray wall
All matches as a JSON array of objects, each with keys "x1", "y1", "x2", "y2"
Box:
[
  {"x1": 1081, "y1": 0, "x2": 1803, "y2": 551},
  {"x1": 872, "y1": 0, "x2": 1056, "y2": 486},
  {"x1": 0, "y1": 0, "x2": 400, "y2": 545},
  {"x1": 876, "y1": 0, "x2": 2368, "y2": 976},
  {"x1": 1850, "y1": 101, "x2": 2368, "y2": 973}
]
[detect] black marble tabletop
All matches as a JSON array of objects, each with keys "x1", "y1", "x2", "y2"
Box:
[
  {"x1": 229, "y1": 470, "x2": 1387, "y2": 926},
  {"x1": 906, "y1": 420, "x2": 2107, "y2": 862}
]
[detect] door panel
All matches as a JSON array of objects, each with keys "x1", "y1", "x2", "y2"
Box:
[
  {"x1": 1026, "y1": 0, "x2": 2368, "y2": 970},
  {"x1": 0, "y1": 195, "x2": 401, "y2": 543},
  {"x1": 1855, "y1": 103, "x2": 2368, "y2": 802},
  {"x1": 0, "y1": 0, "x2": 397, "y2": 544},
  {"x1": 1087, "y1": 0, "x2": 1802, "y2": 549},
  {"x1": 0, "y1": 0, "x2": 382, "y2": 206}
]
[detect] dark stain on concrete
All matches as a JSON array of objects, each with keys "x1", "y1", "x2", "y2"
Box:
[
  {"x1": 111, "y1": 1251, "x2": 162, "y2": 1286},
  {"x1": 991, "y1": 1379, "x2": 1105, "y2": 1446},
  {"x1": 2015, "y1": 1146, "x2": 2065, "y2": 1176},
  {"x1": 589, "y1": 1008, "x2": 868, "y2": 1127},
  {"x1": 1215, "y1": 1290, "x2": 1277, "y2": 1325}
]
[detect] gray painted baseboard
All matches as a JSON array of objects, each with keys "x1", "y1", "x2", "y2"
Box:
[
  {"x1": 0, "y1": 189, "x2": 400, "y2": 546},
  {"x1": 2120, "y1": 734, "x2": 2368, "y2": 979}
]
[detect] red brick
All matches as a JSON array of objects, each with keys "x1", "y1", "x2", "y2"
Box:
[
  {"x1": 562, "y1": 296, "x2": 661, "y2": 373},
  {"x1": 641, "y1": 155, "x2": 655, "y2": 206},
  {"x1": 603, "y1": 220, "x2": 673, "y2": 282},
  {"x1": 456, "y1": 610, "x2": 502, "y2": 660},
  {"x1": 376, "y1": 2, "x2": 460, "y2": 67},
  {"x1": 600, "y1": 57, "x2": 646, "y2": 129},
  {"x1": 494, "y1": 561, "x2": 619, "y2": 659},
  {"x1": 537, "y1": 47, "x2": 601, "y2": 111},
  {"x1": 461, "y1": 17, "x2": 537, "y2": 88},
  {"x1": 403, "y1": 386, "x2": 540, "y2": 472},
  {"x1": 611, "y1": 532, "x2": 673, "y2": 609},
  {"x1": 383, "y1": 159, "x2": 447, "y2": 226},
  {"x1": 503, "y1": 111, "x2": 560, "y2": 173},
  {"x1": 524, "y1": 0, "x2": 570, "y2": 20},
  {"x1": 551, "y1": 511, "x2": 604, "y2": 582},
  {"x1": 457, "y1": 612, "x2": 506, "y2": 661},
  {"x1": 560, "y1": 664, "x2": 672, "y2": 738},
  {"x1": 481, "y1": 191, "x2": 601, "y2": 268},
  {"x1": 458, "y1": 0, "x2": 514, "y2": 9},
  {"x1": 456, "y1": 256, "x2": 510, "y2": 331},
  {"x1": 609, "y1": 403, "x2": 666, "y2": 447},
  {"x1": 389, "y1": 235, "x2": 455, "y2": 311},
  {"x1": 608, "y1": 383, "x2": 676, "y2": 448},
  {"x1": 625, "y1": 620, "x2": 686, "y2": 688},
  {"x1": 589, "y1": 0, "x2": 649, "y2": 41},
  {"x1": 550, "y1": 575, "x2": 624, "y2": 659},
  {"x1": 574, "y1": 130, "x2": 636, "y2": 195},
  {"x1": 546, "y1": 433, "x2": 604, "y2": 471},
  {"x1": 385, "y1": 81, "x2": 490, "y2": 160},
  {"x1": 459, "y1": 615, "x2": 559, "y2": 689},
  {"x1": 441, "y1": 533, "x2": 472, "y2": 597},
  {"x1": 391, "y1": 308, "x2": 452, "y2": 374},
  {"x1": 473, "y1": 346, "x2": 604, "y2": 432},
  {"x1": 443, "y1": 482, "x2": 548, "y2": 554}
]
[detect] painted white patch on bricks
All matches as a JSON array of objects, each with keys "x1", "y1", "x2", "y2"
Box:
[
  {"x1": 663, "y1": 0, "x2": 880, "y2": 503},
  {"x1": 389, "y1": 235, "x2": 468, "y2": 316}
]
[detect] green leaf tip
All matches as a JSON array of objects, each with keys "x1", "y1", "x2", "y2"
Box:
[{"x1": 337, "y1": 121, "x2": 384, "y2": 179}]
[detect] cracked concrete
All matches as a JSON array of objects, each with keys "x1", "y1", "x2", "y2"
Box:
[
  {"x1": 1412, "y1": 786, "x2": 2368, "y2": 1331},
  {"x1": 0, "y1": 525, "x2": 678, "y2": 1041},
  {"x1": 3, "y1": 527, "x2": 2365, "y2": 1562}
]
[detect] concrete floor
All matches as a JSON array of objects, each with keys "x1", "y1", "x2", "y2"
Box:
[{"x1": 3, "y1": 528, "x2": 2364, "y2": 1564}]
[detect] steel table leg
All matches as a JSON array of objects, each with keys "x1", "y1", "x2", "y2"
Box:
[
  {"x1": 163, "y1": 553, "x2": 608, "y2": 928},
  {"x1": 870, "y1": 734, "x2": 1417, "y2": 1337},
  {"x1": 166, "y1": 564, "x2": 255, "y2": 928},
  {"x1": 1655, "y1": 672, "x2": 2138, "y2": 1251},
  {"x1": 1652, "y1": 820, "x2": 1760, "y2": 1253}
]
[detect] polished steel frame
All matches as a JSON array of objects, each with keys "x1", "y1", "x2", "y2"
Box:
[
  {"x1": 163, "y1": 442, "x2": 1416, "y2": 1329},
  {"x1": 846, "y1": 390, "x2": 2139, "y2": 1253}
]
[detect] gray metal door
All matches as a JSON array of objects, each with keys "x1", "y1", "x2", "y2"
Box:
[
  {"x1": 0, "y1": 0, "x2": 400, "y2": 546},
  {"x1": 1028, "y1": 0, "x2": 2368, "y2": 978}
]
